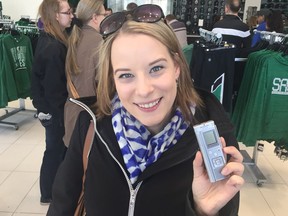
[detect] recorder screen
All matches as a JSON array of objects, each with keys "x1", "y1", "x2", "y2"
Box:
[{"x1": 203, "y1": 130, "x2": 217, "y2": 146}]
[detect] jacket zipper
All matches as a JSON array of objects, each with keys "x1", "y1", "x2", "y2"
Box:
[
  {"x1": 70, "y1": 98, "x2": 143, "y2": 216},
  {"x1": 128, "y1": 182, "x2": 142, "y2": 216}
]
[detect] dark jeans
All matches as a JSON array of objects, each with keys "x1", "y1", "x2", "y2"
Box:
[{"x1": 39, "y1": 116, "x2": 66, "y2": 199}]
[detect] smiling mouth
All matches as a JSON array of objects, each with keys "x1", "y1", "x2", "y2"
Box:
[{"x1": 137, "y1": 98, "x2": 162, "y2": 109}]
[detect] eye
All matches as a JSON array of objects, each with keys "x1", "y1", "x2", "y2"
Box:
[
  {"x1": 118, "y1": 73, "x2": 134, "y2": 79},
  {"x1": 150, "y1": 65, "x2": 164, "y2": 73}
]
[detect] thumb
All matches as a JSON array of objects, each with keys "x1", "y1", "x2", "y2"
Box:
[{"x1": 193, "y1": 151, "x2": 206, "y2": 178}]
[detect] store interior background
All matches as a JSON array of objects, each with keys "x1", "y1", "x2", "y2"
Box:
[
  {"x1": 1, "y1": 0, "x2": 262, "y2": 24},
  {"x1": 1, "y1": 0, "x2": 288, "y2": 216}
]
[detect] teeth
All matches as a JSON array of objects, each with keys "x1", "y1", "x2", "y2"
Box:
[{"x1": 138, "y1": 99, "x2": 160, "y2": 108}]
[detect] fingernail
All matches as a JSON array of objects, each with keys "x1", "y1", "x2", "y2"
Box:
[{"x1": 222, "y1": 167, "x2": 228, "y2": 175}]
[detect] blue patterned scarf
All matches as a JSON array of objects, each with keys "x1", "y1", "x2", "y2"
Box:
[{"x1": 111, "y1": 95, "x2": 189, "y2": 184}]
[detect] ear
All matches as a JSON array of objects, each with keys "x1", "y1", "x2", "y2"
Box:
[
  {"x1": 173, "y1": 53, "x2": 181, "y2": 79},
  {"x1": 175, "y1": 63, "x2": 180, "y2": 80},
  {"x1": 92, "y1": 13, "x2": 100, "y2": 24},
  {"x1": 56, "y1": 13, "x2": 60, "y2": 21},
  {"x1": 225, "y1": 5, "x2": 229, "y2": 13}
]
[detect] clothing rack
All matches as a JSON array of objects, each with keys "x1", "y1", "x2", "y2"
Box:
[
  {"x1": 0, "y1": 19, "x2": 14, "y2": 25},
  {"x1": 15, "y1": 24, "x2": 39, "y2": 34},
  {"x1": 199, "y1": 28, "x2": 222, "y2": 45},
  {"x1": 15, "y1": 25, "x2": 38, "y2": 29},
  {"x1": 233, "y1": 56, "x2": 267, "y2": 186},
  {"x1": 253, "y1": 30, "x2": 287, "y2": 44},
  {"x1": 0, "y1": 17, "x2": 36, "y2": 130},
  {"x1": 241, "y1": 142, "x2": 267, "y2": 187},
  {"x1": 0, "y1": 19, "x2": 14, "y2": 29},
  {"x1": 0, "y1": 99, "x2": 36, "y2": 130}
]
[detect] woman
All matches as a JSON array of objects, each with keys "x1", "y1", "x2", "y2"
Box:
[
  {"x1": 31, "y1": 0, "x2": 73, "y2": 204},
  {"x1": 266, "y1": 10, "x2": 284, "y2": 33},
  {"x1": 63, "y1": 0, "x2": 106, "y2": 147},
  {"x1": 48, "y1": 4, "x2": 244, "y2": 215}
]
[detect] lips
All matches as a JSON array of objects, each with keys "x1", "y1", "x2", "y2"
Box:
[{"x1": 136, "y1": 98, "x2": 162, "y2": 109}]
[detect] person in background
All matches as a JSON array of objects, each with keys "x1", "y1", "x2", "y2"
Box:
[
  {"x1": 247, "y1": 16, "x2": 257, "y2": 33},
  {"x1": 266, "y1": 10, "x2": 284, "y2": 33},
  {"x1": 212, "y1": 0, "x2": 251, "y2": 56},
  {"x1": 106, "y1": 7, "x2": 113, "y2": 15},
  {"x1": 37, "y1": 17, "x2": 44, "y2": 31},
  {"x1": 251, "y1": 9, "x2": 269, "y2": 47},
  {"x1": 31, "y1": 0, "x2": 73, "y2": 205},
  {"x1": 63, "y1": 0, "x2": 105, "y2": 147},
  {"x1": 126, "y1": 2, "x2": 137, "y2": 11},
  {"x1": 165, "y1": 14, "x2": 188, "y2": 48},
  {"x1": 47, "y1": 4, "x2": 244, "y2": 215},
  {"x1": 69, "y1": 0, "x2": 80, "y2": 10}
]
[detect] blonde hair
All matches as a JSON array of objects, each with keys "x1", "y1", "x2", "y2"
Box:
[
  {"x1": 96, "y1": 20, "x2": 202, "y2": 123},
  {"x1": 66, "y1": 0, "x2": 104, "y2": 76},
  {"x1": 38, "y1": 0, "x2": 68, "y2": 45}
]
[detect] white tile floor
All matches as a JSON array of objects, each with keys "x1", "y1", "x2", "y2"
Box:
[{"x1": 0, "y1": 99, "x2": 288, "y2": 216}]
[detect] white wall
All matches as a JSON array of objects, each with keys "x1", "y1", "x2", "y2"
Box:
[
  {"x1": 1, "y1": 0, "x2": 42, "y2": 21},
  {"x1": 243, "y1": 0, "x2": 262, "y2": 22}
]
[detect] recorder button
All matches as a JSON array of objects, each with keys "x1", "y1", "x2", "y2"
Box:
[{"x1": 213, "y1": 157, "x2": 224, "y2": 168}]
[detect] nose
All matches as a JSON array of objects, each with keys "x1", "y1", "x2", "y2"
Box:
[{"x1": 135, "y1": 76, "x2": 154, "y2": 97}]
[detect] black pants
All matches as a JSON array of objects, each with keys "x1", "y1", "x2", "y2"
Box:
[{"x1": 39, "y1": 116, "x2": 66, "y2": 199}]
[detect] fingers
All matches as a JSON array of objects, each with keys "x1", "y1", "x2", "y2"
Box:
[
  {"x1": 226, "y1": 175, "x2": 245, "y2": 191},
  {"x1": 193, "y1": 151, "x2": 206, "y2": 179},
  {"x1": 218, "y1": 139, "x2": 244, "y2": 177},
  {"x1": 220, "y1": 137, "x2": 226, "y2": 148},
  {"x1": 221, "y1": 161, "x2": 245, "y2": 176},
  {"x1": 223, "y1": 146, "x2": 243, "y2": 163}
]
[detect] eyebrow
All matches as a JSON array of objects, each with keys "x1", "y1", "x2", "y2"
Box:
[
  {"x1": 114, "y1": 68, "x2": 130, "y2": 74},
  {"x1": 114, "y1": 58, "x2": 167, "y2": 74},
  {"x1": 149, "y1": 58, "x2": 167, "y2": 66}
]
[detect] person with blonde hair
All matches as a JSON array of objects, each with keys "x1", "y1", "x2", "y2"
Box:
[
  {"x1": 247, "y1": 15, "x2": 257, "y2": 31},
  {"x1": 48, "y1": 4, "x2": 244, "y2": 215},
  {"x1": 31, "y1": 0, "x2": 73, "y2": 205},
  {"x1": 63, "y1": 0, "x2": 105, "y2": 147}
]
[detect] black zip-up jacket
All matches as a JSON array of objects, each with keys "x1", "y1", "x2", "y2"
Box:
[
  {"x1": 47, "y1": 89, "x2": 240, "y2": 216},
  {"x1": 31, "y1": 32, "x2": 68, "y2": 118},
  {"x1": 212, "y1": 15, "x2": 251, "y2": 57}
]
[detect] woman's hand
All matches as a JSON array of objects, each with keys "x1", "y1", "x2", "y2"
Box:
[{"x1": 192, "y1": 137, "x2": 244, "y2": 216}]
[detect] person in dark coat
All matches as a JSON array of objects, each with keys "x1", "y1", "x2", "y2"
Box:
[
  {"x1": 212, "y1": 0, "x2": 251, "y2": 56},
  {"x1": 31, "y1": 0, "x2": 73, "y2": 205},
  {"x1": 48, "y1": 4, "x2": 244, "y2": 216}
]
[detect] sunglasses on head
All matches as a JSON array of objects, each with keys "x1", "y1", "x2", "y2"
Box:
[{"x1": 100, "y1": 4, "x2": 165, "y2": 38}]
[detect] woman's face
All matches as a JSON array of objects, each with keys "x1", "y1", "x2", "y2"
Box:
[
  {"x1": 111, "y1": 34, "x2": 180, "y2": 134},
  {"x1": 94, "y1": 5, "x2": 107, "y2": 32},
  {"x1": 56, "y1": 1, "x2": 73, "y2": 30}
]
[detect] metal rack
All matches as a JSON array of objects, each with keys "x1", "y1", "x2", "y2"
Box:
[
  {"x1": 0, "y1": 99, "x2": 36, "y2": 130},
  {"x1": 0, "y1": 19, "x2": 14, "y2": 29},
  {"x1": 241, "y1": 142, "x2": 267, "y2": 187},
  {"x1": 253, "y1": 30, "x2": 287, "y2": 44},
  {"x1": 15, "y1": 24, "x2": 39, "y2": 34},
  {"x1": 0, "y1": 18, "x2": 37, "y2": 130},
  {"x1": 234, "y1": 57, "x2": 267, "y2": 186},
  {"x1": 199, "y1": 28, "x2": 223, "y2": 45}
]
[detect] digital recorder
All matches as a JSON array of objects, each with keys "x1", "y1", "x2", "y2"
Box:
[{"x1": 193, "y1": 120, "x2": 227, "y2": 182}]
